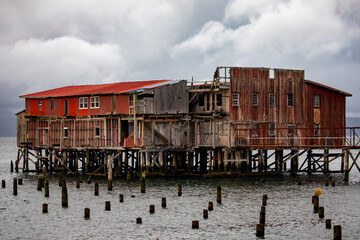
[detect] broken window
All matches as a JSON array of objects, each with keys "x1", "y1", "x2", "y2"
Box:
[
  {"x1": 232, "y1": 93, "x2": 239, "y2": 107},
  {"x1": 64, "y1": 127, "x2": 69, "y2": 138},
  {"x1": 216, "y1": 93, "x2": 222, "y2": 106},
  {"x1": 95, "y1": 126, "x2": 100, "y2": 137},
  {"x1": 287, "y1": 94, "x2": 293, "y2": 107},
  {"x1": 252, "y1": 93, "x2": 258, "y2": 106},
  {"x1": 199, "y1": 94, "x2": 205, "y2": 106},
  {"x1": 269, "y1": 93, "x2": 275, "y2": 107}
]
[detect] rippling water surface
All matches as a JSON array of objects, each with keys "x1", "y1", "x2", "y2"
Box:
[{"x1": 0, "y1": 137, "x2": 359, "y2": 239}]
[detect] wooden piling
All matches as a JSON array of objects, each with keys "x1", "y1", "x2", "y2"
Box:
[
  {"x1": 334, "y1": 225, "x2": 342, "y2": 240},
  {"x1": 256, "y1": 223, "x2": 265, "y2": 237},
  {"x1": 10, "y1": 161, "x2": 14, "y2": 172},
  {"x1": 260, "y1": 211, "x2": 266, "y2": 224},
  {"x1": 62, "y1": 181, "x2": 68, "y2": 207},
  {"x1": 126, "y1": 172, "x2": 132, "y2": 181},
  {"x1": 18, "y1": 179, "x2": 23, "y2": 185},
  {"x1": 161, "y1": 197, "x2": 166, "y2": 208},
  {"x1": 192, "y1": 220, "x2": 199, "y2": 229},
  {"x1": 58, "y1": 176, "x2": 63, "y2": 187},
  {"x1": 297, "y1": 179, "x2": 302, "y2": 185},
  {"x1": 319, "y1": 206, "x2": 324, "y2": 218},
  {"x1": 136, "y1": 217, "x2": 142, "y2": 224},
  {"x1": 140, "y1": 177, "x2": 145, "y2": 193},
  {"x1": 94, "y1": 183, "x2": 99, "y2": 196},
  {"x1": 13, "y1": 178, "x2": 17, "y2": 196},
  {"x1": 84, "y1": 208, "x2": 90, "y2": 219},
  {"x1": 105, "y1": 201, "x2": 111, "y2": 211},
  {"x1": 263, "y1": 194, "x2": 268, "y2": 200},
  {"x1": 37, "y1": 176, "x2": 42, "y2": 191},
  {"x1": 208, "y1": 201, "x2": 213, "y2": 211},
  {"x1": 313, "y1": 196, "x2": 319, "y2": 213},
  {"x1": 261, "y1": 206, "x2": 266, "y2": 212},
  {"x1": 2, "y1": 180, "x2": 5, "y2": 188},
  {"x1": 262, "y1": 198, "x2": 267, "y2": 206},
  {"x1": 119, "y1": 194, "x2": 124, "y2": 203},
  {"x1": 76, "y1": 178, "x2": 80, "y2": 189},
  {"x1": 326, "y1": 219, "x2": 331, "y2": 229},
  {"x1": 44, "y1": 180, "x2": 49, "y2": 197},
  {"x1": 203, "y1": 209, "x2": 208, "y2": 219},
  {"x1": 331, "y1": 181, "x2": 336, "y2": 187},
  {"x1": 178, "y1": 184, "x2": 182, "y2": 196},
  {"x1": 325, "y1": 180, "x2": 329, "y2": 186},
  {"x1": 149, "y1": 204, "x2": 155, "y2": 213},
  {"x1": 217, "y1": 185, "x2": 222, "y2": 204},
  {"x1": 42, "y1": 203, "x2": 48, "y2": 213},
  {"x1": 107, "y1": 180, "x2": 112, "y2": 191}
]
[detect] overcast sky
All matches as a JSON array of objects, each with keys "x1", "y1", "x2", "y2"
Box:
[{"x1": 1, "y1": 0, "x2": 360, "y2": 136}]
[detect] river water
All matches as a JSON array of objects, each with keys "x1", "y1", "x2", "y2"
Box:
[{"x1": 0, "y1": 137, "x2": 359, "y2": 239}]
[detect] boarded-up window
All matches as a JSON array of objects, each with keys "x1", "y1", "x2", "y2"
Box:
[
  {"x1": 269, "y1": 93, "x2": 275, "y2": 107},
  {"x1": 232, "y1": 93, "x2": 239, "y2": 107},
  {"x1": 216, "y1": 94, "x2": 222, "y2": 106},
  {"x1": 287, "y1": 94, "x2": 293, "y2": 107},
  {"x1": 252, "y1": 93, "x2": 258, "y2": 106},
  {"x1": 38, "y1": 100, "x2": 42, "y2": 110},
  {"x1": 288, "y1": 124, "x2": 296, "y2": 136},
  {"x1": 314, "y1": 95, "x2": 320, "y2": 108},
  {"x1": 252, "y1": 69, "x2": 258, "y2": 79}
]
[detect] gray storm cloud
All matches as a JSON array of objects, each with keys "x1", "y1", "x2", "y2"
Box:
[{"x1": 0, "y1": 0, "x2": 359, "y2": 136}]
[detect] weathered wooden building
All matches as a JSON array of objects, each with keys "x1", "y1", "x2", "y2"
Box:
[{"x1": 16, "y1": 66, "x2": 359, "y2": 179}]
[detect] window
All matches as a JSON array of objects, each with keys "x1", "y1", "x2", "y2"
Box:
[
  {"x1": 269, "y1": 123, "x2": 275, "y2": 136},
  {"x1": 64, "y1": 127, "x2": 68, "y2": 138},
  {"x1": 50, "y1": 99, "x2": 54, "y2": 110},
  {"x1": 199, "y1": 94, "x2": 204, "y2": 106},
  {"x1": 216, "y1": 94, "x2": 222, "y2": 106},
  {"x1": 287, "y1": 94, "x2": 293, "y2": 107},
  {"x1": 269, "y1": 69, "x2": 274, "y2": 79},
  {"x1": 38, "y1": 100, "x2": 42, "y2": 110},
  {"x1": 232, "y1": 93, "x2": 239, "y2": 106},
  {"x1": 129, "y1": 95, "x2": 134, "y2": 107},
  {"x1": 79, "y1": 97, "x2": 88, "y2": 109},
  {"x1": 269, "y1": 93, "x2": 275, "y2": 107},
  {"x1": 251, "y1": 123, "x2": 259, "y2": 136},
  {"x1": 314, "y1": 95, "x2": 320, "y2": 108},
  {"x1": 95, "y1": 126, "x2": 100, "y2": 137},
  {"x1": 90, "y1": 96, "x2": 100, "y2": 108},
  {"x1": 64, "y1": 100, "x2": 68, "y2": 116},
  {"x1": 314, "y1": 124, "x2": 320, "y2": 136},
  {"x1": 252, "y1": 93, "x2": 258, "y2": 106}
]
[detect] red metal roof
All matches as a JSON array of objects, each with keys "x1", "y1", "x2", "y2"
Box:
[
  {"x1": 305, "y1": 80, "x2": 352, "y2": 96},
  {"x1": 20, "y1": 80, "x2": 171, "y2": 98}
]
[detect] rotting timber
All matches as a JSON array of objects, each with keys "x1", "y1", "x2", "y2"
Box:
[{"x1": 15, "y1": 67, "x2": 360, "y2": 181}]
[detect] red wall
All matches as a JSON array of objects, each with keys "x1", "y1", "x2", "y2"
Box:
[{"x1": 25, "y1": 94, "x2": 130, "y2": 117}]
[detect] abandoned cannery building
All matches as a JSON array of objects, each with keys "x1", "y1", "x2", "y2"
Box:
[{"x1": 16, "y1": 66, "x2": 359, "y2": 179}]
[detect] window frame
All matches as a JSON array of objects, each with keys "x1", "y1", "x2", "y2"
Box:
[
  {"x1": 216, "y1": 93, "x2": 222, "y2": 107},
  {"x1": 287, "y1": 94, "x2": 294, "y2": 107},
  {"x1": 90, "y1": 96, "x2": 100, "y2": 109},
  {"x1": 63, "y1": 127, "x2": 69, "y2": 138},
  {"x1": 50, "y1": 99, "x2": 55, "y2": 110},
  {"x1": 38, "y1": 99, "x2": 42, "y2": 110},
  {"x1": 314, "y1": 94, "x2": 320, "y2": 108},
  {"x1": 252, "y1": 93, "x2": 258, "y2": 106},
  {"x1": 232, "y1": 93, "x2": 239, "y2": 107},
  {"x1": 79, "y1": 97, "x2": 88, "y2": 109},
  {"x1": 269, "y1": 123, "x2": 275, "y2": 136},
  {"x1": 269, "y1": 93, "x2": 275, "y2": 107},
  {"x1": 129, "y1": 95, "x2": 134, "y2": 107},
  {"x1": 95, "y1": 126, "x2": 100, "y2": 138},
  {"x1": 314, "y1": 124, "x2": 320, "y2": 136}
]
